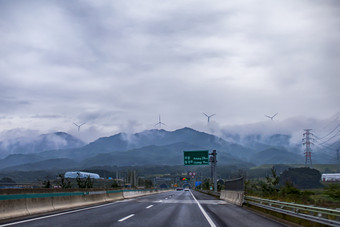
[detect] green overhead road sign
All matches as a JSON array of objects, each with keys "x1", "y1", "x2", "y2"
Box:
[{"x1": 184, "y1": 150, "x2": 209, "y2": 165}]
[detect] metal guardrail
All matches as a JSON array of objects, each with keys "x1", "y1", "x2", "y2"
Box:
[{"x1": 245, "y1": 196, "x2": 340, "y2": 227}]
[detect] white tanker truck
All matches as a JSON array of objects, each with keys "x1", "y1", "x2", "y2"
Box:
[{"x1": 64, "y1": 171, "x2": 100, "y2": 179}]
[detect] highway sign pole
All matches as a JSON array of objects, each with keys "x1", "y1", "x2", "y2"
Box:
[{"x1": 210, "y1": 150, "x2": 217, "y2": 192}]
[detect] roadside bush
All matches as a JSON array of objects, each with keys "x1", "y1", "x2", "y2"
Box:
[
  {"x1": 57, "y1": 174, "x2": 72, "y2": 188},
  {"x1": 43, "y1": 179, "x2": 51, "y2": 188},
  {"x1": 324, "y1": 184, "x2": 340, "y2": 199},
  {"x1": 261, "y1": 167, "x2": 279, "y2": 197},
  {"x1": 77, "y1": 176, "x2": 93, "y2": 188},
  {"x1": 111, "y1": 180, "x2": 119, "y2": 188}
]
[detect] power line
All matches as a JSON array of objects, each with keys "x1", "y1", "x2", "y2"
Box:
[
  {"x1": 318, "y1": 122, "x2": 340, "y2": 140},
  {"x1": 318, "y1": 130, "x2": 340, "y2": 145},
  {"x1": 314, "y1": 128, "x2": 340, "y2": 150},
  {"x1": 313, "y1": 142, "x2": 335, "y2": 152},
  {"x1": 322, "y1": 113, "x2": 340, "y2": 130}
]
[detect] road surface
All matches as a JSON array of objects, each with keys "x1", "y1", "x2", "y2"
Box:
[{"x1": 0, "y1": 190, "x2": 288, "y2": 227}]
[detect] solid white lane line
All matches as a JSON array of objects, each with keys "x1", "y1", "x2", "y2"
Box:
[
  {"x1": 189, "y1": 191, "x2": 216, "y2": 227},
  {"x1": 146, "y1": 205, "x2": 153, "y2": 209},
  {"x1": 0, "y1": 200, "x2": 132, "y2": 227},
  {"x1": 118, "y1": 214, "x2": 135, "y2": 222}
]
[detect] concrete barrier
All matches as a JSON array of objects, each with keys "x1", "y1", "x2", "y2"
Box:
[
  {"x1": 123, "y1": 190, "x2": 144, "y2": 198},
  {"x1": 106, "y1": 190, "x2": 124, "y2": 202},
  {"x1": 52, "y1": 194, "x2": 85, "y2": 210},
  {"x1": 0, "y1": 189, "x2": 170, "y2": 221},
  {"x1": 0, "y1": 190, "x2": 123, "y2": 220},
  {"x1": 0, "y1": 199, "x2": 29, "y2": 220},
  {"x1": 123, "y1": 189, "x2": 172, "y2": 199},
  {"x1": 220, "y1": 190, "x2": 244, "y2": 206},
  {"x1": 26, "y1": 197, "x2": 54, "y2": 215},
  {"x1": 84, "y1": 191, "x2": 107, "y2": 205}
]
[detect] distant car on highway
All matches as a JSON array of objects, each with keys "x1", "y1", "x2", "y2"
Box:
[
  {"x1": 176, "y1": 188, "x2": 183, "y2": 191},
  {"x1": 184, "y1": 188, "x2": 190, "y2": 191}
]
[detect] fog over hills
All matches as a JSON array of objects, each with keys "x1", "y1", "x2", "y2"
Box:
[
  {"x1": 0, "y1": 127, "x2": 338, "y2": 172},
  {"x1": 0, "y1": 131, "x2": 85, "y2": 158}
]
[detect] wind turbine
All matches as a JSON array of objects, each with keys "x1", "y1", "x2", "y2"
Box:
[
  {"x1": 203, "y1": 113, "x2": 216, "y2": 123},
  {"x1": 73, "y1": 122, "x2": 86, "y2": 132},
  {"x1": 154, "y1": 115, "x2": 166, "y2": 129},
  {"x1": 265, "y1": 113, "x2": 278, "y2": 120}
]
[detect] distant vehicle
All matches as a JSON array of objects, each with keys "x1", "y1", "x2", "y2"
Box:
[
  {"x1": 64, "y1": 171, "x2": 100, "y2": 179},
  {"x1": 321, "y1": 173, "x2": 340, "y2": 182},
  {"x1": 184, "y1": 188, "x2": 190, "y2": 191},
  {"x1": 176, "y1": 188, "x2": 183, "y2": 191}
]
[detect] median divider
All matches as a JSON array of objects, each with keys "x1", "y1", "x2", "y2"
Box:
[
  {"x1": 220, "y1": 190, "x2": 244, "y2": 206},
  {"x1": 26, "y1": 197, "x2": 54, "y2": 215},
  {"x1": 51, "y1": 192, "x2": 87, "y2": 210},
  {"x1": 105, "y1": 190, "x2": 124, "y2": 202},
  {"x1": 0, "y1": 198, "x2": 30, "y2": 220},
  {"x1": 0, "y1": 188, "x2": 171, "y2": 221},
  {"x1": 123, "y1": 190, "x2": 145, "y2": 198},
  {"x1": 122, "y1": 189, "x2": 172, "y2": 199}
]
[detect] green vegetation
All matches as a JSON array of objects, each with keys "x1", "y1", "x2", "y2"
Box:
[
  {"x1": 57, "y1": 174, "x2": 72, "y2": 189},
  {"x1": 202, "y1": 179, "x2": 211, "y2": 190},
  {"x1": 324, "y1": 184, "x2": 340, "y2": 199},
  {"x1": 245, "y1": 167, "x2": 340, "y2": 208},
  {"x1": 42, "y1": 178, "x2": 51, "y2": 188},
  {"x1": 76, "y1": 175, "x2": 94, "y2": 189},
  {"x1": 251, "y1": 164, "x2": 339, "y2": 174},
  {"x1": 111, "y1": 180, "x2": 120, "y2": 188}
]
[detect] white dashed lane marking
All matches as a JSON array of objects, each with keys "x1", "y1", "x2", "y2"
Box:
[{"x1": 118, "y1": 214, "x2": 135, "y2": 222}]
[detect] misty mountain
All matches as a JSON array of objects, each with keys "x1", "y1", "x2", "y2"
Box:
[
  {"x1": 1, "y1": 141, "x2": 253, "y2": 171},
  {"x1": 251, "y1": 148, "x2": 304, "y2": 165},
  {"x1": 1, "y1": 127, "x2": 331, "y2": 172},
  {"x1": 36, "y1": 127, "x2": 254, "y2": 161},
  {"x1": 80, "y1": 142, "x2": 200, "y2": 167},
  {"x1": 312, "y1": 152, "x2": 337, "y2": 164},
  {"x1": 2, "y1": 158, "x2": 78, "y2": 172},
  {"x1": 0, "y1": 128, "x2": 254, "y2": 170},
  {"x1": 85, "y1": 127, "x2": 243, "y2": 153},
  {"x1": 236, "y1": 134, "x2": 293, "y2": 151},
  {"x1": 0, "y1": 132, "x2": 85, "y2": 158},
  {"x1": 0, "y1": 154, "x2": 45, "y2": 169},
  {"x1": 80, "y1": 142, "x2": 251, "y2": 168}
]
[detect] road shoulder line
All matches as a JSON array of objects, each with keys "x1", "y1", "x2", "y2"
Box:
[{"x1": 190, "y1": 190, "x2": 217, "y2": 227}]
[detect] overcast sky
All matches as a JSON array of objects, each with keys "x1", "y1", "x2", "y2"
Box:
[{"x1": 1, "y1": 0, "x2": 340, "y2": 142}]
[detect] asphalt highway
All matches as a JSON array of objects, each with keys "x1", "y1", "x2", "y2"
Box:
[{"x1": 0, "y1": 190, "x2": 288, "y2": 227}]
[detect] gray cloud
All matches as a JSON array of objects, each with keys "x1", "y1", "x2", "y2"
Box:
[{"x1": 0, "y1": 0, "x2": 339, "y2": 142}]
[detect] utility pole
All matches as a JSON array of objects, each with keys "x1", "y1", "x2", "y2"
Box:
[
  {"x1": 302, "y1": 129, "x2": 313, "y2": 168},
  {"x1": 210, "y1": 150, "x2": 217, "y2": 192}
]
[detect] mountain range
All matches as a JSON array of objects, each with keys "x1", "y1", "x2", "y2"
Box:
[
  {"x1": 0, "y1": 127, "x2": 336, "y2": 172},
  {"x1": 0, "y1": 132, "x2": 85, "y2": 158}
]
